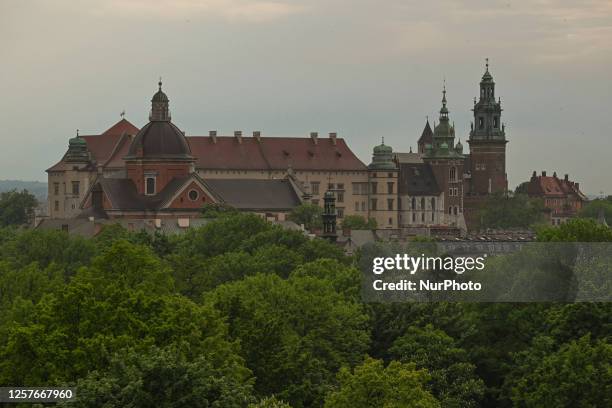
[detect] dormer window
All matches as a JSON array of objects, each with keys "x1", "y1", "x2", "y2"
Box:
[{"x1": 145, "y1": 176, "x2": 156, "y2": 195}]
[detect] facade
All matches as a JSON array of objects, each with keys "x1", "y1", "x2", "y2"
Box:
[
  {"x1": 47, "y1": 83, "x2": 368, "y2": 221},
  {"x1": 526, "y1": 171, "x2": 587, "y2": 225},
  {"x1": 47, "y1": 62, "x2": 510, "y2": 233}
]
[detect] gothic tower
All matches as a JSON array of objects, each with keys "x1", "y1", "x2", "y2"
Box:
[
  {"x1": 467, "y1": 60, "x2": 508, "y2": 195},
  {"x1": 423, "y1": 84, "x2": 466, "y2": 227}
]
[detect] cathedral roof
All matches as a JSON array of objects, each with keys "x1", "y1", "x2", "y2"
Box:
[
  {"x1": 418, "y1": 120, "x2": 433, "y2": 145},
  {"x1": 398, "y1": 163, "x2": 440, "y2": 196},
  {"x1": 126, "y1": 121, "x2": 193, "y2": 160}
]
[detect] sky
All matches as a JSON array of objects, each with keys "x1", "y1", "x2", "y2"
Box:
[{"x1": 1, "y1": 0, "x2": 611, "y2": 195}]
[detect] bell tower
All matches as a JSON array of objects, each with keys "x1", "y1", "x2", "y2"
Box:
[{"x1": 468, "y1": 59, "x2": 508, "y2": 195}]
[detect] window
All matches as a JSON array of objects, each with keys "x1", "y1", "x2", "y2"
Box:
[
  {"x1": 494, "y1": 116, "x2": 498, "y2": 128},
  {"x1": 449, "y1": 207, "x2": 452, "y2": 214},
  {"x1": 54, "y1": 201, "x2": 59, "y2": 211},
  {"x1": 188, "y1": 190, "x2": 199, "y2": 201},
  {"x1": 371, "y1": 198, "x2": 378, "y2": 211},
  {"x1": 388, "y1": 217, "x2": 393, "y2": 225},
  {"x1": 412, "y1": 213, "x2": 416, "y2": 223},
  {"x1": 387, "y1": 182, "x2": 394, "y2": 194},
  {"x1": 355, "y1": 202, "x2": 359, "y2": 211},
  {"x1": 337, "y1": 192, "x2": 344, "y2": 203},
  {"x1": 370, "y1": 182, "x2": 378, "y2": 194},
  {"x1": 421, "y1": 213, "x2": 425, "y2": 222},
  {"x1": 449, "y1": 188, "x2": 453, "y2": 197},
  {"x1": 361, "y1": 201, "x2": 366, "y2": 211},
  {"x1": 54, "y1": 183, "x2": 59, "y2": 195},
  {"x1": 432, "y1": 212, "x2": 435, "y2": 222},
  {"x1": 388, "y1": 173, "x2": 393, "y2": 178},
  {"x1": 71, "y1": 181, "x2": 80, "y2": 195},
  {"x1": 328, "y1": 183, "x2": 334, "y2": 190},
  {"x1": 387, "y1": 199, "x2": 393, "y2": 211},
  {"x1": 479, "y1": 117, "x2": 484, "y2": 129},
  {"x1": 311, "y1": 182, "x2": 320, "y2": 195},
  {"x1": 431, "y1": 197, "x2": 436, "y2": 210},
  {"x1": 449, "y1": 167, "x2": 456, "y2": 181},
  {"x1": 421, "y1": 198, "x2": 425, "y2": 209},
  {"x1": 454, "y1": 206, "x2": 458, "y2": 215},
  {"x1": 337, "y1": 183, "x2": 344, "y2": 190},
  {"x1": 337, "y1": 208, "x2": 344, "y2": 218},
  {"x1": 145, "y1": 177, "x2": 156, "y2": 195},
  {"x1": 412, "y1": 197, "x2": 416, "y2": 210}
]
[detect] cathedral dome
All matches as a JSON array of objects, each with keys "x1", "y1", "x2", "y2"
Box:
[{"x1": 127, "y1": 121, "x2": 192, "y2": 160}]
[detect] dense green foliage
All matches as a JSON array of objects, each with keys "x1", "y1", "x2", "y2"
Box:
[
  {"x1": 288, "y1": 203, "x2": 323, "y2": 230},
  {"x1": 0, "y1": 214, "x2": 609, "y2": 407},
  {"x1": 478, "y1": 193, "x2": 546, "y2": 229},
  {"x1": 340, "y1": 215, "x2": 377, "y2": 230},
  {"x1": 579, "y1": 195, "x2": 612, "y2": 222},
  {"x1": 0, "y1": 189, "x2": 38, "y2": 227}
]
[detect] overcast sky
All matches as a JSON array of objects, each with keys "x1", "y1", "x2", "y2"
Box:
[{"x1": 1, "y1": 0, "x2": 611, "y2": 194}]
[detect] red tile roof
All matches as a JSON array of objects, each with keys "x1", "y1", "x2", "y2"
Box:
[
  {"x1": 527, "y1": 174, "x2": 586, "y2": 200},
  {"x1": 188, "y1": 136, "x2": 367, "y2": 171},
  {"x1": 49, "y1": 120, "x2": 366, "y2": 173}
]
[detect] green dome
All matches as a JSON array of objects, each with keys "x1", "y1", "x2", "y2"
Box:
[
  {"x1": 69, "y1": 136, "x2": 86, "y2": 146},
  {"x1": 373, "y1": 143, "x2": 392, "y2": 154},
  {"x1": 368, "y1": 139, "x2": 397, "y2": 170}
]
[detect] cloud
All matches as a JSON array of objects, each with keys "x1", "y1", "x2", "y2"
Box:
[{"x1": 88, "y1": 0, "x2": 306, "y2": 23}]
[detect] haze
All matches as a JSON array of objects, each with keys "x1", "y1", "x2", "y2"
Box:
[{"x1": 1, "y1": 0, "x2": 611, "y2": 195}]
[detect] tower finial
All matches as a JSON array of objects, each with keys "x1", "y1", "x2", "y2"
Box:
[
  {"x1": 76, "y1": 129, "x2": 79, "y2": 137},
  {"x1": 442, "y1": 78, "x2": 447, "y2": 107},
  {"x1": 485, "y1": 58, "x2": 489, "y2": 72},
  {"x1": 158, "y1": 76, "x2": 162, "y2": 91},
  {"x1": 381, "y1": 136, "x2": 385, "y2": 144},
  {"x1": 426, "y1": 115, "x2": 429, "y2": 123}
]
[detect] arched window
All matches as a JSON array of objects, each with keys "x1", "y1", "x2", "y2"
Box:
[
  {"x1": 412, "y1": 197, "x2": 416, "y2": 210},
  {"x1": 449, "y1": 167, "x2": 456, "y2": 181},
  {"x1": 454, "y1": 206, "x2": 458, "y2": 215},
  {"x1": 479, "y1": 117, "x2": 484, "y2": 129},
  {"x1": 421, "y1": 197, "x2": 425, "y2": 210},
  {"x1": 449, "y1": 207, "x2": 452, "y2": 215},
  {"x1": 431, "y1": 197, "x2": 436, "y2": 210}
]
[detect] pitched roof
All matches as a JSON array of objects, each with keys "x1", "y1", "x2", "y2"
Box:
[
  {"x1": 418, "y1": 120, "x2": 433, "y2": 145},
  {"x1": 398, "y1": 163, "x2": 441, "y2": 196},
  {"x1": 394, "y1": 152, "x2": 424, "y2": 164},
  {"x1": 205, "y1": 178, "x2": 302, "y2": 210},
  {"x1": 188, "y1": 136, "x2": 367, "y2": 171},
  {"x1": 527, "y1": 174, "x2": 587, "y2": 200},
  {"x1": 101, "y1": 118, "x2": 140, "y2": 136},
  {"x1": 47, "y1": 119, "x2": 140, "y2": 172}
]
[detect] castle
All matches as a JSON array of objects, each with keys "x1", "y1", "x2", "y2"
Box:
[{"x1": 46, "y1": 62, "x2": 508, "y2": 234}]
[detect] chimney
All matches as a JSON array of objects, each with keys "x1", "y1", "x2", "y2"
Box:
[
  {"x1": 532, "y1": 171, "x2": 536, "y2": 179},
  {"x1": 329, "y1": 132, "x2": 337, "y2": 145},
  {"x1": 253, "y1": 130, "x2": 261, "y2": 142},
  {"x1": 564, "y1": 174, "x2": 569, "y2": 181},
  {"x1": 209, "y1": 130, "x2": 217, "y2": 143},
  {"x1": 542, "y1": 171, "x2": 547, "y2": 177},
  {"x1": 553, "y1": 171, "x2": 557, "y2": 178},
  {"x1": 310, "y1": 132, "x2": 318, "y2": 145},
  {"x1": 575, "y1": 182, "x2": 580, "y2": 191},
  {"x1": 234, "y1": 131, "x2": 242, "y2": 144}
]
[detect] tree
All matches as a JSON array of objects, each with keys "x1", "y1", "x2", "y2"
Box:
[
  {"x1": 389, "y1": 325, "x2": 485, "y2": 407},
  {"x1": 0, "y1": 189, "x2": 38, "y2": 227},
  {"x1": 206, "y1": 273, "x2": 370, "y2": 407},
  {"x1": 288, "y1": 203, "x2": 323, "y2": 231},
  {"x1": 324, "y1": 357, "x2": 440, "y2": 408},
  {"x1": 249, "y1": 396, "x2": 292, "y2": 408},
  {"x1": 478, "y1": 193, "x2": 546, "y2": 229},
  {"x1": 340, "y1": 215, "x2": 376, "y2": 230},
  {"x1": 61, "y1": 345, "x2": 254, "y2": 408},
  {"x1": 579, "y1": 196, "x2": 612, "y2": 222},
  {"x1": 536, "y1": 218, "x2": 612, "y2": 242},
  {"x1": 0, "y1": 240, "x2": 244, "y2": 386},
  {"x1": 201, "y1": 203, "x2": 239, "y2": 219},
  {"x1": 508, "y1": 335, "x2": 611, "y2": 407}
]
